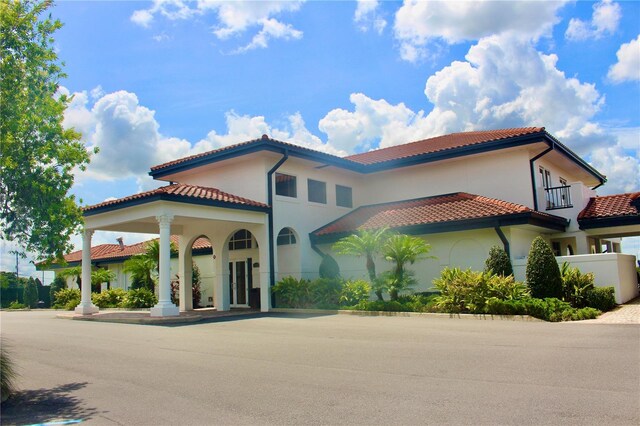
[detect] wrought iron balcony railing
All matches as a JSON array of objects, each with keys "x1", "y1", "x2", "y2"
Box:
[{"x1": 545, "y1": 185, "x2": 572, "y2": 210}]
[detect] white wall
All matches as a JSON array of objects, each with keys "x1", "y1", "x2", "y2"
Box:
[
  {"x1": 361, "y1": 148, "x2": 535, "y2": 208},
  {"x1": 513, "y1": 253, "x2": 639, "y2": 304}
]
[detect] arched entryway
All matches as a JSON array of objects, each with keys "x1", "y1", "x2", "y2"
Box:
[
  {"x1": 225, "y1": 229, "x2": 260, "y2": 308},
  {"x1": 177, "y1": 234, "x2": 215, "y2": 312}
]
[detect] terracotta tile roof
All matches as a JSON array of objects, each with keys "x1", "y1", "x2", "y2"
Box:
[
  {"x1": 345, "y1": 127, "x2": 545, "y2": 165},
  {"x1": 83, "y1": 183, "x2": 268, "y2": 212},
  {"x1": 313, "y1": 192, "x2": 559, "y2": 237},
  {"x1": 578, "y1": 192, "x2": 640, "y2": 220},
  {"x1": 61, "y1": 236, "x2": 212, "y2": 265},
  {"x1": 63, "y1": 244, "x2": 121, "y2": 263},
  {"x1": 150, "y1": 134, "x2": 359, "y2": 172}
]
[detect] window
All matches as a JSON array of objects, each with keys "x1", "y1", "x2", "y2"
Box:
[
  {"x1": 277, "y1": 228, "x2": 297, "y2": 246},
  {"x1": 336, "y1": 185, "x2": 352, "y2": 208},
  {"x1": 229, "y1": 230, "x2": 253, "y2": 250},
  {"x1": 539, "y1": 166, "x2": 551, "y2": 188},
  {"x1": 307, "y1": 179, "x2": 326, "y2": 204},
  {"x1": 275, "y1": 173, "x2": 296, "y2": 198}
]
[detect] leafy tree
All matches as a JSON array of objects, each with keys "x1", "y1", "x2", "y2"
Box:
[
  {"x1": 1, "y1": 0, "x2": 95, "y2": 262},
  {"x1": 484, "y1": 246, "x2": 513, "y2": 277},
  {"x1": 526, "y1": 237, "x2": 563, "y2": 299},
  {"x1": 382, "y1": 234, "x2": 433, "y2": 301},
  {"x1": 49, "y1": 275, "x2": 66, "y2": 306},
  {"x1": 91, "y1": 268, "x2": 115, "y2": 293},
  {"x1": 23, "y1": 277, "x2": 38, "y2": 308},
  {"x1": 332, "y1": 227, "x2": 389, "y2": 301}
]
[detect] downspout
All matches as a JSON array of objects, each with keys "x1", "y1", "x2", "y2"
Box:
[
  {"x1": 267, "y1": 149, "x2": 289, "y2": 304},
  {"x1": 529, "y1": 142, "x2": 554, "y2": 211},
  {"x1": 591, "y1": 182, "x2": 604, "y2": 190},
  {"x1": 309, "y1": 239, "x2": 326, "y2": 258},
  {"x1": 494, "y1": 226, "x2": 510, "y2": 258}
]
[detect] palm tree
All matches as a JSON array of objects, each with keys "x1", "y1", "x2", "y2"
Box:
[
  {"x1": 123, "y1": 240, "x2": 176, "y2": 292},
  {"x1": 383, "y1": 234, "x2": 433, "y2": 301},
  {"x1": 58, "y1": 266, "x2": 82, "y2": 290},
  {"x1": 91, "y1": 268, "x2": 116, "y2": 292},
  {"x1": 333, "y1": 227, "x2": 389, "y2": 300}
]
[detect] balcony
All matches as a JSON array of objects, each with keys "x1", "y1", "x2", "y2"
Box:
[{"x1": 544, "y1": 185, "x2": 572, "y2": 210}]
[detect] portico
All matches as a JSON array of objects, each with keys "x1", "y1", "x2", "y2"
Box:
[{"x1": 76, "y1": 183, "x2": 271, "y2": 317}]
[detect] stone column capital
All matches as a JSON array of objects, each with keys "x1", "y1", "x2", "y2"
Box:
[
  {"x1": 156, "y1": 214, "x2": 174, "y2": 228},
  {"x1": 83, "y1": 228, "x2": 95, "y2": 238}
]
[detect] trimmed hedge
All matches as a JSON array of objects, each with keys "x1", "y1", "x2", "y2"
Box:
[
  {"x1": 584, "y1": 286, "x2": 616, "y2": 312},
  {"x1": 526, "y1": 237, "x2": 563, "y2": 299},
  {"x1": 484, "y1": 246, "x2": 513, "y2": 277}
]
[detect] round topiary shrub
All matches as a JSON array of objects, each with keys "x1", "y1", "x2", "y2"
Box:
[
  {"x1": 526, "y1": 237, "x2": 563, "y2": 299},
  {"x1": 484, "y1": 245, "x2": 513, "y2": 277}
]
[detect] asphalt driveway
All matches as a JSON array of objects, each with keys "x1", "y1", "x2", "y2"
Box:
[{"x1": 1, "y1": 310, "x2": 638, "y2": 425}]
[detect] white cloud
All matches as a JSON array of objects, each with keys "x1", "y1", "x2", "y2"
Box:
[
  {"x1": 590, "y1": 144, "x2": 640, "y2": 195},
  {"x1": 354, "y1": 0, "x2": 387, "y2": 34},
  {"x1": 565, "y1": 0, "x2": 621, "y2": 41},
  {"x1": 393, "y1": 0, "x2": 567, "y2": 62},
  {"x1": 195, "y1": 111, "x2": 345, "y2": 156},
  {"x1": 319, "y1": 35, "x2": 609, "y2": 154},
  {"x1": 319, "y1": 93, "x2": 431, "y2": 152},
  {"x1": 607, "y1": 35, "x2": 640, "y2": 83},
  {"x1": 131, "y1": 0, "x2": 304, "y2": 52}
]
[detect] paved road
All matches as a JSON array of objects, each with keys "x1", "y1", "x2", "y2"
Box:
[{"x1": 1, "y1": 311, "x2": 639, "y2": 425}]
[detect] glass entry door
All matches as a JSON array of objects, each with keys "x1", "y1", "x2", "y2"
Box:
[{"x1": 229, "y1": 260, "x2": 250, "y2": 306}]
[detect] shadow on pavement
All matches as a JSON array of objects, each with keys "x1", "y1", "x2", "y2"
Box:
[
  {"x1": 160, "y1": 311, "x2": 335, "y2": 327},
  {"x1": 1, "y1": 382, "x2": 100, "y2": 425}
]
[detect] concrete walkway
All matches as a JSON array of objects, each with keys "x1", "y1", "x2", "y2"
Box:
[
  {"x1": 56, "y1": 307, "x2": 260, "y2": 324},
  {"x1": 589, "y1": 297, "x2": 640, "y2": 324}
]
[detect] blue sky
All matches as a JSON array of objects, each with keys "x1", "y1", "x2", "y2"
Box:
[{"x1": 4, "y1": 0, "x2": 640, "y2": 280}]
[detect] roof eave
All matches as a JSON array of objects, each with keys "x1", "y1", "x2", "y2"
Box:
[
  {"x1": 578, "y1": 215, "x2": 640, "y2": 230},
  {"x1": 310, "y1": 211, "x2": 568, "y2": 245},
  {"x1": 149, "y1": 139, "x2": 366, "y2": 179},
  {"x1": 83, "y1": 193, "x2": 269, "y2": 217}
]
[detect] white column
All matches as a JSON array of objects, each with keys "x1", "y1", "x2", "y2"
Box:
[
  {"x1": 178, "y1": 235, "x2": 193, "y2": 312},
  {"x1": 257, "y1": 225, "x2": 271, "y2": 313},
  {"x1": 213, "y1": 250, "x2": 230, "y2": 311},
  {"x1": 150, "y1": 214, "x2": 179, "y2": 317},
  {"x1": 75, "y1": 228, "x2": 98, "y2": 315}
]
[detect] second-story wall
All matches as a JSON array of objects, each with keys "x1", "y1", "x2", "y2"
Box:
[{"x1": 360, "y1": 148, "x2": 535, "y2": 208}]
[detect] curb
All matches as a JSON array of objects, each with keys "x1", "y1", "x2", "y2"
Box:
[{"x1": 270, "y1": 308, "x2": 543, "y2": 322}]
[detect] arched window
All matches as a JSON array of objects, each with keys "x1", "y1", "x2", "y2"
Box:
[
  {"x1": 229, "y1": 230, "x2": 253, "y2": 250},
  {"x1": 277, "y1": 228, "x2": 297, "y2": 246}
]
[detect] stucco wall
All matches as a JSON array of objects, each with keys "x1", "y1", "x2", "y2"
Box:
[
  {"x1": 513, "y1": 253, "x2": 639, "y2": 304},
  {"x1": 360, "y1": 148, "x2": 535, "y2": 208}
]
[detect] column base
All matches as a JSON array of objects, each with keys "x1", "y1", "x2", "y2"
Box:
[
  {"x1": 75, "y1": 303, "x2": 99, "y2": 315},
  {"x1": 150, "y1": 302, "x2": 180, "y2": 317}
]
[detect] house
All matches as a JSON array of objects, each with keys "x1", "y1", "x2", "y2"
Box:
[
  {"x1": 48, "y1": 236, "x2": 218, "y2": 307},
  {"x1": 57, "y1": 127, "x2": 640, "y2": 316}
]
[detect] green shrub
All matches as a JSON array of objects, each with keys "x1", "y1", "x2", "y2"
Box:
[
  {"x1": 319, "y1": 255, "x2": 341, "y2": 279},
  {"x1": 584, "y1": 286, "x2": 616, "y2": 312},
  {"x1": 49, "y1": 276, "x2": 67, "y2": 307},
  {"x1": 560, "y1": 262, "x2": 594, "y2": 308},
  {"x1": 122, "y1": 288, "x2": 157, "y2": 309},
  {"x1": 340, "y1": 279, "x2": 371, "y2": 306},
  {"x1": 484, "y1": 246, "x2": 513, "y2": 277},
  {"x1": 1, "y1": 339, "x2": 18, "y2": 402},
  {"x1": 484, "y1": 298, "x2": 528, "y2": 316},
  {"x1": 309, "y1": 278, "x2": 342, "y2": 308},
  {"x1": 351, "y1": 300, "x2": 406, "y2": 312},
  {"x1": 526, "y1": 237, "x2": 563, "y2": 299},
  {"x1": 23, "y1": 278, "x2": 38, "y2": 308},
  {"x1": 92, "y1": 288, "x2": 127, "y2": 308},
  {"x1": 53, "y1": 288, "x2": 81, "y2": 310},
  {"x1": 7, "y1": 301, "x2": 27, "y2": 310},
  {"x1": 273, "y1": 276, "x2": 312, "y2": 308},
  {"x1": 347, "y1": 294, "x2": 440, "y2": 313},
  {"x1": 432, "y1": 268, "x2": 529, "y2": 314}
]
